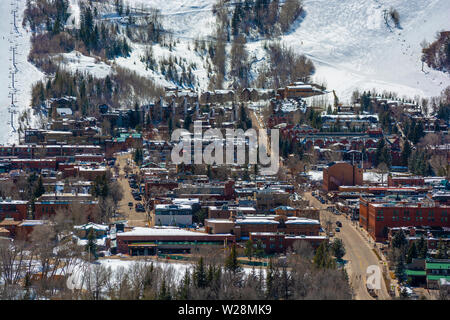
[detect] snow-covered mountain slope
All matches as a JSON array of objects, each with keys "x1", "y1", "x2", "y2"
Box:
[
  {"x1": 0, "y1": 0, "x2": 44, "y2": 145},
  {"x1": 282, "y1": 0, "x2": 450, "y2": 101},
  {"x1": 123, "y1": 0, "x2": 450, "y2": 101},
  {"x1": 1, "y1": 0, "x2": 449, "y2": 146}
]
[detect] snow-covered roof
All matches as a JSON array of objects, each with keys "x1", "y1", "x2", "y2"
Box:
[
  {"x1": 155, "y1": 204, "x2": 192, "y2": 210},
  {"x1": 118, "y1": 226, "x2": 213, "y2": 237},
  {"x1": 74, "y1": 222, "x2": 109, "y2": 231},
  {"x1": 235, "y1": 219, "x2": 279, "y2": 225},
  {"x1": 172, "y1": 198, "x2": 200, "y2": 205},
  {"x1": 285, "y1": 217, "x2": 320, "y2": 225}
]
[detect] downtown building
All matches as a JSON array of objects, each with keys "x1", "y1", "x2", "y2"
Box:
[{"x1": 359, "y1": 196, "x2": 450, "y2": 241}]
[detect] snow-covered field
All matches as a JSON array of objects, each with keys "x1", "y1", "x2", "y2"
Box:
[{"x1": 0, "y1": 0, "x2": 44, "y2": 144}]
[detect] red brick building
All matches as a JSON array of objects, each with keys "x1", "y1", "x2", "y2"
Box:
[
  {"x1": 10, "y1": 158, "x2": 57, "y2": 171},
  {"x1": 359, "y1": 198, "x2": 450, "y2": 241},
  {"x1": 145, "y1": 180, "x2": 179, "y2": 198},
  {"x1": 387, "y1": 176, "x2": 425, "y2": 187},
  {"x1": 0, "y1": 200, "x2": 29, "y2": 221},
  {"x1": 34, "y1": 198, "x2": 98, "y2": 220},
  {"x1": 249, "y1": 232, "x2": 327, "y2": 254},
  {"x1": 233, "y1": 216, "x2": 320, "y2": 239},
  {"x1": 323, "y1": 162, "x2": 363, "y2": 191}
]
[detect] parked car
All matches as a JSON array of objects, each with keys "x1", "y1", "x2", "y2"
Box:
[
  {"x1": 335, "y1": 227, "x2": 340, "y2": 232},
  {"x1": 336, "y1": 221, "x2": 342, "y2": 227}
]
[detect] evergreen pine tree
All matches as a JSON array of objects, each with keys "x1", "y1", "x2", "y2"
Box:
[
  {"x1": 395, "y1": 257, "x2": 406, "y2": 284},
  {"x1": 265, "y1": 258, "x2": 275, "y2": 299},
  {"x1": 314, "y1": 241, "x2": 336, "y2": 269},
  {"x1": 177, "y1": 270, "x2": 191, "y2": 299},
  {"x1": 194, "y1": 257, "x2": 207, "y2": 288},
  {"x1": 331, "y1": 238, "x2": 346, "y2": 261},
  {"x1": 406, "y1": 242, "x2": 418, "y2": 264},
  {"x1": 244, "y1": 240, "x2": 254, "y2": 261},
  {"x1": 158, "y1": 277, "x2": 172, "y2": 300},
  {"x1": 401, "y1": 140, "x2": 411, "y2": 167},
  {"x1": 392, "y1": 230, "x2": 408, "y2": 249},
  {"x1": 86, "y1": 228, "x2": 98, "y2": 260},
  {"x1": 34, "y1": 176, "x2": 45, "y2": 199},
  {"x1": 417, "y1": 236, "x2": 428, "y2": 259},
  {"x1": 225, "y1": 244, "x2": 241, "y2": 274}
]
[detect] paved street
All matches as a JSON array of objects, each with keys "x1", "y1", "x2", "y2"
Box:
[
  {"x1": 305, "y1": 192, "x2": 391, "y2": 300},
  {"x1": 114, "y1": 152, "x2": 148, "y2": 227}
]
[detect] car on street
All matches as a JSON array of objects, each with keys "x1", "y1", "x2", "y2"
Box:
[
  {"x1": 336, "y1": 221, "x2": 342, "y2": 227},
  {"x1": 135, "y1": 204, "x2": 145, "y2": 212},
  {"x1": 335, "y1": 227, "x2": 340, "y2": 232},
  {"x1": 128, "y1": 202, "x2": 133, "y2": 207}
]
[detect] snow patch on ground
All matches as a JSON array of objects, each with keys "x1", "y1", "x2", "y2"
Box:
[
  {"x1": 307, "y1": 170, "x2": 324, "y2": 182},
  {"x1": 363, "y1": 171, "x2": 384, "y2": 183},
  {"x1": 57, "y1": 51, "x2": 113, "y2": 78}
]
